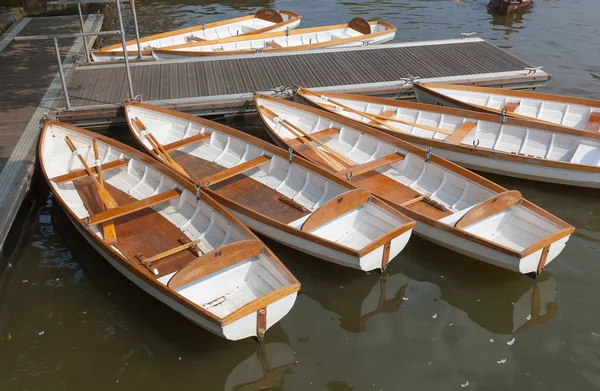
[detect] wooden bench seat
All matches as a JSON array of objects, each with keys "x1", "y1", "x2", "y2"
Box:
[
  {"x1": 586, "y1": 112, "x2": 600, "y2": 132},
  {"x1": 502, "y1": 101, "x2": 520, "y2": 113},
  {"x1": 446, "y1": 122, "x2": 477, "y2": 144},
  {"x1": 172, "y1": 153, "x2": 311, "y2": 224},
  {"x1": 286, "y1": 128, "x2": 340, "y2": 147},
  {"x1": 51, "y1": 158, "x2": 129, "y2": 184},
  {"x1": 74, "y1": 177, "x2": 197, "y2": 277}
]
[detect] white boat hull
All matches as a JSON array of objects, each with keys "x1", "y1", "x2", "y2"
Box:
[
  {"x1": 71, "y1": 216, "x2": 297, "y2": 341},
  {"x1": 227, "y1": 208, "x2": 412, "y2": 272}
]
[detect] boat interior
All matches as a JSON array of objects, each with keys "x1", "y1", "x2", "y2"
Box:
[
  {"x1": 301, "y1": 92, "x2": 600, "y2": 167},
  {"x1": 126, "y1": 104, "x2": 407, "y2": 252},
  {"x1": 159, "y1": 19, "x2": 392, "y2": 53},
  {"x1": 256, "y1": 96, "x2": 566, "y2": 253},
  {"x1": 43, "y1": 123, "x2": 295, "y2": 320},
  {"x1": 424, "y1": 85, "x2": 600, "y2": 131}
]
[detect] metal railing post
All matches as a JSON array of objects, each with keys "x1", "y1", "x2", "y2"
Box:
[
  {"x1": 114, "y1": 0, "x2": 135, "y2": 98},
  {"x1": 129, "y1": 0, "x2": 142, "y2": 59},
  {"x1": 52, "y1": 37, "x2": 72, "y2": 110},
  {"x1": 76, "y1": 3, "x2": 91, "y2": 62}
]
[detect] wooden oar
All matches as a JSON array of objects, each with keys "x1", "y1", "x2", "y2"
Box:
[
  {"x1": 260, "y1": 106, "x2": 346, "y2": 171},
  {"x1": 298, "y1": 87, "x2": 454, "y2": 136},
  {"x1": 142, "y1": 238, "x2": 203, "y2": 266},
  {"x1": 260, "y1": 106, "x2": 352, "y2": 171},
  {"x1": 132, "y1": 117, "x2": 190, "y2": 179},
  {"x1": 92, "y1": 139, "x2": 103, "y2": 186},
  {"x1": 65, "y1": 136, "x2": 118, "y2": 244}
]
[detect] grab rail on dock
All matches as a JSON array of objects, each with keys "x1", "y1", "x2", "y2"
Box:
[
  {"x1": 15, "y1": 29, "x2": 134, "y2": 109},
  {"x1": 14, "y1": 0, "x2": 140, "y2": 109}
]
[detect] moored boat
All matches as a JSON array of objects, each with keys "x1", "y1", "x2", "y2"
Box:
[
  {"x1": 414, "y1": 83, "x2": 600, "y2": 132},
  {"x1": 40, "y1": 121, "x2": 300, "y2": 341},
  {"x1": 124, "y1": 102, "x2": 415, "y2": 272},
  {"x1": 488, "y1": 0, "x2": 533, "y2": 14},
  {"x1": 91, "y1": 8, "x2": 302, "y2": 62},
  {"x1": 296, "y1": 86, "x2": 600, "y2": 188},
  {"x1": 255, "y1": 94, "x2": 574, "y2": 276},
  {"x1": 152, "y1": 18, "x2": 395, "y2": 59}
]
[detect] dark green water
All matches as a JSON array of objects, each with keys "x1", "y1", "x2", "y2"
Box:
[{"x1": 1, "y1": 1, "x2": 600, "y2": 390}]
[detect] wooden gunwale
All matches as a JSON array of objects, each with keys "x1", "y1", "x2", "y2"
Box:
[
  {"x1": 93, "y1": 10, "x2": 302, "y2": 56},
  {"x1": 296, "y1": 88, "x2": 600, "y2": 174},
  {"x1": 414, "y1": 83, "x2": 600, "y2": 131},
  {"x1": 124, "y1": 102, "x2": 414, "y2": 259},
  {"x1": 255, "y1": 94, "x2": 573, "y2": 260},
  {"x1": 153, "y1": 21, "x2": 395, "y2": 57},
  {"x1": 40, "y1": 121, "x2": 299, "y2": 328}
]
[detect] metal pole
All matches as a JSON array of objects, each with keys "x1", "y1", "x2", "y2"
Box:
[
  {"x1": 115, "y1": 0, "x2": 135, "y2": 98},
  {"x1": 129, "y1": 0, "x2": 142, "y2": 59},
  {"x1": 53, "y1": 37, "x2": 71, "y2": 110},
  {"x1": 77, "y1": 3, "x2": 91, "y2": 63}
]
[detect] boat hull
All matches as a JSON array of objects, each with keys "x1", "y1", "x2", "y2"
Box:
[
  {"x1": 488, "y1": 0, "x2": 532, "y2": 13},
  {"x1": 224, "y1": 206, "x2": 412, "y2": 272},
  {"x1": 68, "y1": 214, "x2": 297, "y2": 341}
]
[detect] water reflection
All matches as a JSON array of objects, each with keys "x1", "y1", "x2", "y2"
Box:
[{"x1": 400, "y1": 236, "x2": 558, "y2": 334}]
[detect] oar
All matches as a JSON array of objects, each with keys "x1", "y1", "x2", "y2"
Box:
[
  {"x1": 298, "y1": 87, "x2": 454, "y2": 136},
  {"x1": 132, "y1": 117, "x2": 191, "y2": 179},
  {"x1": 92, "y1": 139, "x2": 103, "y2": 186},
  {"x1": 260, "y1": 106, "x2": 354, "y2": 169},
  {"x1": 259, "y1": 106, "x2": 347, "y2": 171},
  {"x1": 65, "y1": 136, "x2": 118, "y2": 243}
]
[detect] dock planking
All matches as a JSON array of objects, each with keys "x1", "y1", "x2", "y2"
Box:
[
  {"x1": 58, "y1": 37, "x2": 550, "y2": 124},
  {"x1": 0, "y1": 14, "x2": 103, "y2": 254}
]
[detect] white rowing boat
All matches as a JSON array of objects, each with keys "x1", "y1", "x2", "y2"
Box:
[
  {"x1": 296, "y1": 86, "x2": 600, "y2": 188},
  {"x1": 91, "y1": 8, "x2": 301, "y2": 62},
  {"x1": 255, "y1": 94, "x2": 574, "y2": 276},
  {"x1": 124, "y1": 102, "x2": 415, "y2": 272},
  {"x1": 40, "y1": 121, "x2": 300, "y2": 341},
  {"x1": 152, "y1": 18, "x2": 395, "y2": 59},
  {"x1": 414, "y1": 83, "x2": 600, "y2": 132}
]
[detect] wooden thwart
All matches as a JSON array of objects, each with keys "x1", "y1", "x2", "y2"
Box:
[
  {"x1": 163, "y1": 132, "x2": 211, "y2": 151},
  {"x1": 200, "y1": 155, "x2": 271, "y2": 186},
  {"x1": 286, "y1": 128, "x2": 340, "y2": 147},
  {"x1": 503, "y1": 101, "x2": 520, "y2": 113},
  {"x1": 168, "y1": 240, "x2": 264, "y2": 290},
  {"x1": 455, "y1": 190, "x2": 522, "y2": 230},
  {"x1": 445, "y1": 122, "x2": 477, "y2": 144},
  {"x1": 586, "y1": 112, "x2": 600, "y2": 132},
  {"x1": 50, "y1": 158, "x2": 129, "y2": 184},
  {"x1": 87, "y1": 188, "x2": 182, "y2": 226},
  {"x1": 301, "y1": 189, "x2": 370, "y2": 232},
  {"x1": 336, "y1": 153, "x2": 404, "y2": 178}
]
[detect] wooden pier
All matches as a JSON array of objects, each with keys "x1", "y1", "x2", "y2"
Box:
[
  {"x1": 0, "y1": 14, "x2": 550, "y2": 254},
  {"x1": 58, "y1": 37, "x2": 550, "y2": 125},
  {"x1": 0, "y1": 13, "x2": 103, "y2": 254}
]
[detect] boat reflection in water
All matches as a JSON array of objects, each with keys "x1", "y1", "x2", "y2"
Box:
[{"x1": 401, "y1": 236, "x2": 558, "y2": 334}]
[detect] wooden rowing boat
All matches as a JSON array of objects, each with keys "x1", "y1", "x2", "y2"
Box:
[
  {"x1": 296, "y1": 86, "x2": 600, "y2": 188},
  {"x1": 91, "y1": 9, "x2": 301, "y2": 62},
  {"x1": 124, "y1": 102, "x2": 415, "y2": 272},
  {"x1": 488, "y1": 0, "x2": 532, "y2": 14},
  {"x1": 40, "y1": 121, "x2": 300, "y2": 341},
  {"x1": 152, "y1": 18, "x2": 396, "y2": 59},
  {"x1": 255, "y1": 94, "x2": 574, "y2": 276},
  {"x1": 414, "y1": 83, "x2": 600, "y2": 132}
]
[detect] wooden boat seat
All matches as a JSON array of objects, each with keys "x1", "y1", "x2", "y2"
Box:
[
  {"x1": 455, "y1": 190, "x2": 522, "y2": 230},
  {"x1": 301, "y1": 189, "x2": 370, "y2": 232},
  {"x1": 585, "y1": 112, "x2": 600, "y2": 132},
  {"x1": 286, "y1": 128, "x2": 340, "y2": 147},
  {"x1": 446, "y1": 122, "x2": 477, "y2": 144},
  {"x1": 171, "y1": 152, "x2": 311, "y2": 224},
  {"x1": 265, "y1": 41, "x2": 283, "y2": 49},
  {"x1": 502, "y1": 101, "x2": 520, "y2": 113},
  {"x1": 336, "y1": 153, "x2": 405, "y2": 178},
  {"x1": 73, "y1": 177, "x2": 197, "y2": 277},
  {"x1": 168, "y1": 240, "x2": 264, "y2": 290},
  {"x1": 199, "y1": 156, "x2": 271, "y2": 186},
  {"x1": 369, "y1": 110, "x2": 395, "y2": 126},
  {"x1": 163, "y1": 133, "x2": 211, "y2": 152},
  {"x1": 86, "y1": 189, "x2": 181, "y2": 226},
  {"x1": 50, "y1": 158, "x2": 129, "y2": 184}
]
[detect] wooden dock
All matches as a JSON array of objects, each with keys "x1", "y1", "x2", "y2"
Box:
[
  {"x1": 58, "y1": 37, "x2": 550, "y2": 125},
  {"x1": 0, "y1": 13, "x2": 103, "y2": 254}
]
